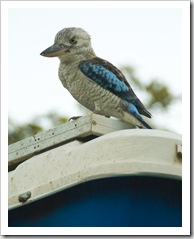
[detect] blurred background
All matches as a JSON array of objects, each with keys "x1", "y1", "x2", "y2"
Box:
[{"x1": 8, "y1": 6, "x2": 182, "y2": 144}]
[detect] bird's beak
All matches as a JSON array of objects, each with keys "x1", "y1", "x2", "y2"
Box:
[{"x1": 40, "y1": 44, "x2": 70, "y2": 57}]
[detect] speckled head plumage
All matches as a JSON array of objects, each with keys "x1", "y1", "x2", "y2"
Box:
[
  {"x1": 54, "y1": 27, "x2": 91, "y2": 45},
  {"x1": 40, "y1": 27, "x2": 95, "y2": 62}
]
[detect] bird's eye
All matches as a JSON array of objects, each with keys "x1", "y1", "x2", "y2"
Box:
[{"x1": 69, "y1": 37, "x2": 77, "y2": 45}]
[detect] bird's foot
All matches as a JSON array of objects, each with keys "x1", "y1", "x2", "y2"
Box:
[{"x1": 68, "y1": 116, "x2": 82, "y2": 122}]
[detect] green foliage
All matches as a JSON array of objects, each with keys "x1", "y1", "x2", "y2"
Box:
[
  {"x1": 146, "y1": 81, "x2": 174, "y2": 108},
  {"x1": 8, "y1": 118, "x2": 43, "y2": 145},
  {"x1": 8, "y1": 112, "x2": 68, "y2": 145}
]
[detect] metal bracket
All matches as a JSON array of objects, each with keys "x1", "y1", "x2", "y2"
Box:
[{"x1": 176, "y1": 144, "x2": 182, "y2": 160}]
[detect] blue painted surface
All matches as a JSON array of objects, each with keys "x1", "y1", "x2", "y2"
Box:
[{"x1": 8, "y1": 176, "x2": 182, "y2": 227}]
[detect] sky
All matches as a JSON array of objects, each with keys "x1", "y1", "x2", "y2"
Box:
[{"x1": 5, "y1": 2, "x2": 186, "y2": 134}]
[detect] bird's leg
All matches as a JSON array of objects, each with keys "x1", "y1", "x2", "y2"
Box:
[
  {"x1": 93, "y1": 102, "x2": 101, "y2": 114},
  {"x1": 93, "y1": 103, "x2": 112, "y2": 119}
]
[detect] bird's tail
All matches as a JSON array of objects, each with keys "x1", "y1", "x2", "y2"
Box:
[
  {"x1": 135, "y1": 114, "x2": 152, "y2": 129},
  {"x1": 123, "y1": 111, "x2": 152, "y2": 129}
]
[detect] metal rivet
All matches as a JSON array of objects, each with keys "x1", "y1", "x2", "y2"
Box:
[{"x1": 18, "y1": 191, "x2": 31, "y2": 203}]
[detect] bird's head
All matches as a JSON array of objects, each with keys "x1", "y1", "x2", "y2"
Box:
[{"x1": 40, "y1": 27, "x2": 95, "y2": 63}]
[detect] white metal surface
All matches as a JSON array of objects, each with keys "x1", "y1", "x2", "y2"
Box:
[
  {"x1": 8, "y1": 113, "x2": 134, "y2": 170},
  {"x1": 8, "y1": 128, "x2": 182, "y2": 210}
]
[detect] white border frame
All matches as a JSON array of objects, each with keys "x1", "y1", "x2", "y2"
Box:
[{"x1": 1, "y1": 0, "x2": 190, "y2": 236}]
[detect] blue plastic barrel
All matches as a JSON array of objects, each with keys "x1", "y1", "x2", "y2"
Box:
[{"x1": 8, "y1": 175, "x2": 182, "y2": 227}]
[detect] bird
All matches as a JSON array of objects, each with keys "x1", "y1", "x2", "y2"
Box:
[{"x1": 40, "y1": 27, "x2": 152, "y2": 129}]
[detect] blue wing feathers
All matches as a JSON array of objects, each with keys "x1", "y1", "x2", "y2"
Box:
[
  {"x1": 79, "y1": 57, "x2": 152, "y2": 119},
  {"x1": 80, "y1": 61, "x2": 128, "y2": 93}
]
